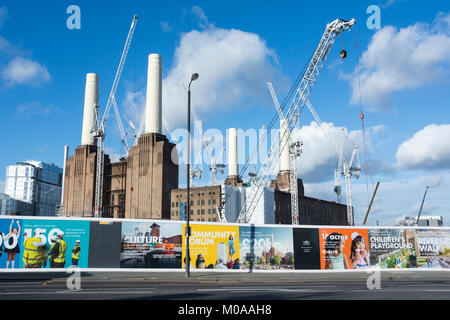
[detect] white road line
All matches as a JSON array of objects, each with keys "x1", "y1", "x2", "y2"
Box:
[
  {"x1": 197, "y1": 288, "x2": 330, "y2": 293},
  {"x1": 0, "y1": 291, "x2": 154, "y2": 295},
  {"x1": 425, "y1": 289, "x2": 450, "y2": 292}
]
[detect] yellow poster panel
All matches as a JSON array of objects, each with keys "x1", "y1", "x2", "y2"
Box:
[{"x1": 182, "y1": 224, "x2": 240, "y2": 270}]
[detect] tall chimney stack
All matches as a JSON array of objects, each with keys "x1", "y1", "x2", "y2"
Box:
[
  {"x1": 81, "y1": 73, "x2": 99, "y2": 145},
  {"x1": 228, "y1": 128, "x2": 238, "y2": 177},
  {"x1": 279, "y1": 119, "x2": 290, "y2": 172},
  {"x1": 145, "y1": 53, "x2": 162, "y2": 134}
]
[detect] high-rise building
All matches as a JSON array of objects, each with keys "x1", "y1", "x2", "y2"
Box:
[{"x1": 4, "y1": 161, "x2": 63, "y2": 216}]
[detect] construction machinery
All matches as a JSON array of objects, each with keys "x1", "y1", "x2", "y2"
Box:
[
  {"x1": 363, "y1": 181, "x2": 380, "y2": 225},
  {"x1": 232, "y1": 18, "x2": 356, "y2": 224},
  {"x1": 416, "y1": 186, "x2": 430, "y2": 225},
  {"x1": 341, "y1": 145, "x2": 361, "y2": 226},
  {"x1": 92, "y1": 15, "x2": 138, "y2": 218}
]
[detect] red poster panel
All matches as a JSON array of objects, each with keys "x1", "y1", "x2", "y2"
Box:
[{"x1": 319, "y1": 228, "x2": 370, "y2": 270}]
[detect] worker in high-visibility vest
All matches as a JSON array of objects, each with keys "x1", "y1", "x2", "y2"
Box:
[
  {"x1": 72, "y1": 240, "x2": 81, "y2": 267},
  {"x1": 53, "y1": 231, "x2": 67, "y2": 268},
  {"x1": 48, "y1": 235, "x2": 59, "y2": 268},
  {"x1": 23, "y1": 231, "x2": 47, "y2": 268}
]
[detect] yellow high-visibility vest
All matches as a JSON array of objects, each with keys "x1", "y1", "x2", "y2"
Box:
[
  {"x1": 54, "y1": 240, "x2": 67, "y2": 263},
  {"x1": 49, "y1": 243, "x2": 56, "y2": 260},
  {"x1": 72, "y1": 245, "x2": 81, "y2": 260},
  {"x1": 23, "y1": 237, "x2": 45, "y2": 266}
]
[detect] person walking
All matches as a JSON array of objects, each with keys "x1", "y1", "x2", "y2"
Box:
[
  {"x1": 53, "y1": 231, "x2": 67, "y2": 268},
  {"x1": 22, "y1": 231, "x2": 47, "y2": 268},
  {"x1": 72, "y1": 240, "x2": 81, "y2": 267}
]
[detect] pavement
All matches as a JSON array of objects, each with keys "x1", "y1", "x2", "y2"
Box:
[{"x1": 0, "y1": 269, "x2": 449, "y2": 300}]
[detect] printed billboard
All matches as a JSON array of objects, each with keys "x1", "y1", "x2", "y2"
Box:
[
  {"x1": 239, "y1": 226, "x2": 294, "y2": 270},
  {"x1": 368, "y1": 229, "x2": 418, "y2": 268},
  {"x1": 182, "y1": 224, "x2": 239, "y2": 270},
  {"x1": 293, "y1": 228, "x2": 320, "y2": 270},
  {"x1": 20, "y1": 219, "x2": 90, "y2": 269},
  {"x1": 416, "y1": 229, "x2": 450, "y2": 269},
  {"x1": 0, "y1": 218, "x2": 23, "y2": 269},
  {"x1": 319, "y1": 228, "x2": 369, "y2": 270},
  {"x1": 121, "y1": 221, "x2": 182, "y2": 268}
]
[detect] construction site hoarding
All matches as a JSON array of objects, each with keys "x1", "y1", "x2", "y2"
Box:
[
  {"x1": 0, "y1": 218, "x2": 91, "y2": 269},
  {"x1": 0, "y1": 216, "x2": 448, "y2": 271},
  {"x1": 239, "y1": 226, "x2": 294, "y2": 270},
  {"x1": 182, "y1": 223, "x2": 239, "y2": 270},
  {"x1": 319, "y1": 228, "x2": 370, "y2": 270},
  {"x1": 121, "y1": 220, "x2": 182, "y2": 268}
]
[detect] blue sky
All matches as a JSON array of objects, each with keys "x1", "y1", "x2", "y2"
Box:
[{"x1": 0, "y1": 0, "x2": 449, "y2": 226}]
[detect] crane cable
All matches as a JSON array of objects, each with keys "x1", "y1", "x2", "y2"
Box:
[{"x1": 354, "y1": 26, "x2": 373, "y2": 208}]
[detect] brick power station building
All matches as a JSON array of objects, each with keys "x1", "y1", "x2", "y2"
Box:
[{"x1": 62, "y1": 53, "x2": 349, "y2": 226}]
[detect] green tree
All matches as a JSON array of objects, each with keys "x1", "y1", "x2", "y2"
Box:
[
  {"x1": 288, "y1": 256, "x2": 295, "y2": 265},
  {"x1": 259, "y1": 256, "x2": 266, "y2": 264},
  {"x1": 270, "y1": 255, "x2": 281, "y2": 265}
]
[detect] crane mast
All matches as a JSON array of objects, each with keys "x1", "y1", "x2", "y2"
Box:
[
  {"x1": 93, "y1": 15, "x2": 138, "y2": 218},
  {"x1": 235, "y1": 18, "x2": 356, "y2": 224}
]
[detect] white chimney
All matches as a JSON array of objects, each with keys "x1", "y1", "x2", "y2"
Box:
[
  {"x1": 145, "y1": 53, "x2": 162, "y2": 134},
  {"x1": 81, "y1": 73, "x2": 99, "y2": 145},
  {"x1": 280, "y1": 119, "x2": 290, "y2": 172},
  {"x1": 228, "y1": 128, "x2": 238, "y2": 177},
  {"x1": 61, "y1": 145, "x2": 69, "y2": 207}
]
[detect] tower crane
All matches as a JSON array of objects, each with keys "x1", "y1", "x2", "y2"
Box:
[
  {"x1": 92, "y1": 15, "x2": 138, "y2": 218},
  {"x1": 233, "y1": 18, "x2": 356, "y2": 224},
  {"x1": 341, "y1": 145, "x2": 360, "y2": 226}
]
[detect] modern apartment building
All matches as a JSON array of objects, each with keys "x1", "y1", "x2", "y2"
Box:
[{"x1": 4, "y1": 161, "x2": 63, "y2": 216}]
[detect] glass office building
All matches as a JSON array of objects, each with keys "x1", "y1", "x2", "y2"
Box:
[{"x1": 4, "y1": 161, "x2": 63, "y2": 216}]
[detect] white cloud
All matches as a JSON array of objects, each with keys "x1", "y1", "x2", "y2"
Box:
[
  {"x1": 347, "y1": 13, "x2": 450, "y2": 111},
  {"x1": 121, "y1": 7, "x2": 285, "y2": 138},
  {"x1": 396, "y1": 124, "x2": 450, "y2": 170},
  {"x1": 15, "y1": 101, "x2": 52, "y2": 118},
  {"x1": 290, "y1": 121, "x2": 388, "y2": 182},
  {"x1": 2, "y1": 56, "x2": 51, "y2": 86},
  {"x1": 161, "y1": 12, "x2": 284, "y2": 129},
  {"x1": 304, "y1": 171, "x2": 450, "y2": 226}
]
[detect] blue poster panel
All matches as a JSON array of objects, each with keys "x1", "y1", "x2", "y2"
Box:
[
  {"x1": 239, "y1": 226, "x2": 294, "y2": 270},
  {"x1": 19, "y1": 219, "x2": 90, "y2": 269},
  {"x1": 0, "y1": 218, "x2": 23, "y2": 269},
  {"x1": 121, "y1": 221, "x2": 182, "y2": 268}
]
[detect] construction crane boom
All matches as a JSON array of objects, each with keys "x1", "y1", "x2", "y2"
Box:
[
  {"x1": 93, "y1": 15, "x2": 138, "y2": 218},
  {"x1": 235, "y1": 18, "x2": 356, "y2": 224}
]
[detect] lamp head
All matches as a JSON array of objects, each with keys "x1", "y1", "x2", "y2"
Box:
[{"x1": 191, "y1": 73, "x2": 199, "y2": 81}]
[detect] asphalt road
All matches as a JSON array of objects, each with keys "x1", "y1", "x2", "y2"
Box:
[{"x1": 0, "y1": 269, "x2": 449, "y2": 301}]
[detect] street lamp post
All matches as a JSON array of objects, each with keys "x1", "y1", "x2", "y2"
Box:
[{"x1": 186, "y1": 72, "x2": 199, "y2": 277}]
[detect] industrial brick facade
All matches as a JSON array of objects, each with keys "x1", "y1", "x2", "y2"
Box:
[
  {"x1": 170, "y1": 185, "x2": 221, "y2": 222},
  {"x1": 62, "y1": 133, "x2": 178, "y2": 219}
]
